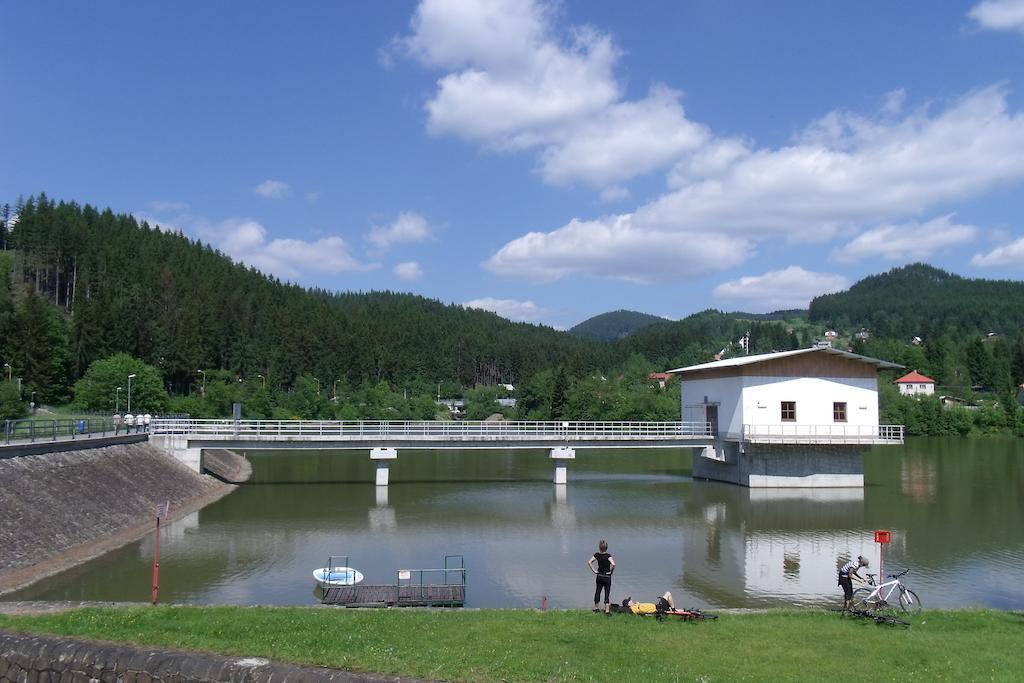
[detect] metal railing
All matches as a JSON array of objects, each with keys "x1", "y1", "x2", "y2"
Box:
[
  {"x1": 3, "y1": 417, "x2": 117, "y2": 445},
  {"x1": 151, "y1": 418, "x2": 714, "y2": 440},
  {"x1": 742, "y1": 423, "x2": 904, "y2": 443},
  {"x1": 396, "y1": 554, "x2": 466, "y2": 606}
]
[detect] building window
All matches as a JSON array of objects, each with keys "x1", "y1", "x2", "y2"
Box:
[
  {"x1": 781, "y1": 401, "x2": 796, "y2": 421},
  {"x1": 833, "y1": 402, "x2": 847, "y2": 422}
]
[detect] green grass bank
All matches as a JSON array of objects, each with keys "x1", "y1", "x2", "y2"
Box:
[{"x1": 0, "y1": 607, "x2": 1020, "y2": 681}]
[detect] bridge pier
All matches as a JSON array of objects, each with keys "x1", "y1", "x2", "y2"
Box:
[
  {"x1": 371, "y1": 447, "x2": 398, "y2": 486},
  {"x1": 549, "y1": 447, "x2": 575, "y2": 484}
]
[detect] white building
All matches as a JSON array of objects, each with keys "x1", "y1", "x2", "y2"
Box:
[
  {"x1": 667, "y1": 347, "x2": 904, "y2": 487},
  {"x1": 669, "y1": 347, "x2": 902, "y2": 441},
  {"x1": 894, "y1": 370, "x2": 936, "y2": 397}
]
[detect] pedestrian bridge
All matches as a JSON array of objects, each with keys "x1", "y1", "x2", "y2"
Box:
[
  {"x1": 150, "y1": 418, "x2": 903, "y2": 487},
  {"x1": 151, "y1": 418, "x2": 715, "y2": 484}
]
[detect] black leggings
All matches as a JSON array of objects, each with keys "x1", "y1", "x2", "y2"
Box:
[{"x1": 594, "y1": 574, "x2": 611, "y2": 604}]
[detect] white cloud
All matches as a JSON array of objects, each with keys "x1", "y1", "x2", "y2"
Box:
[
  {"x1": 209, "y1": 218, "x2": 372, "y2": 279},
  {"x1": 485, "y1": 213, "x2": 751, "y2": 283},
  {"x1": 969, "y1": 0, "x2": 1024, "y2": 32},
  {"x1": 397, "y1": 0, "x2": 703, "y2": 189},
  {"x1": 599, "y1": 185, "x2": 630, "y2": 202},
  {"x1": 133, "y1": 213, "x2": 186, "y2": 235},
  {"x1": 489, "y1": 85, "x2": 1024, "y2": 282},
  {"x1": 306, "y1": 191, "x2": 321, "y2": 202},
  {"x1": 971, "y1": 235, "x2": 1024, "y2": 266},
  {"x1": 713, "y1": 267, "x2": 850, "y2": 312},
  {"x1": 832, "y1": 215, "x2": 978, "y2": 263},
  {"x1": 881, "y1": 88, "x2": 906, "y2": 116},
  {"x1": 254, "y1": 180, "x2": 291, "y2": 199},
  {"x1": 462, "y1": 297, "x2": 549, "y2": 322},
  {"x1": 393, "y1": 261, "x2": 424, "y2": 280},
  {"x1": 366, "y1": 212, "x2": 434, "y2": 250}
]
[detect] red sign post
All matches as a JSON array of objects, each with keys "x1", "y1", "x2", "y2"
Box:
[
  {"x1": 874, "y1": 530, "x2": 892, "y2": 579},
  {"x1": 152, "y1": 501, "x2": 169, "y2": 605}
]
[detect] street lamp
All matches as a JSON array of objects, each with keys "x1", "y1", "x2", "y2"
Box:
[
  {"x1": 116, "y1": 386, "x2": 122, "y2": 414},
  {"x1": 127, "y1": 374, "x2": 137, "y2": 413},
  {"x1": 257, "y1": 373, "x2": 266, "y2": 389},
  {"x1": 197, "y1": 369, "x2": 207, "y2": 397},
  {"x1": 313, "y1": 377, "x2": 321, "y2": 396},
  {"x1": 30, "y1": 391, "x2": 36, "y2": 414},
  {"x1": 3, "y1": 363, "x2": 10, "y2": 382},
  {"x1": 333, "y1": 379, "x2": 341, "y2": 401}
]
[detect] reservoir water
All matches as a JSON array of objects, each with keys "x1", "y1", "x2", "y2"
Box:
[{"x1": 7, "y1": 438, "x2": 1023, "y2": 610}]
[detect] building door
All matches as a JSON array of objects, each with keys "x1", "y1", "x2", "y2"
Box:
[{"x1": 706, "y1": 405, "x2": 719, "y2": 435}]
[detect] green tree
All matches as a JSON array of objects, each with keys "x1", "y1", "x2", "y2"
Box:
[
  {"x1": 550, "y1": 367, "x2": 569, "y2": 420},
  {"x1": 73, "y1": 353, "x2": 168, "y2": 412},
  {"x1": 0, "y1": 382, "x2": 26, "y2": 419}
]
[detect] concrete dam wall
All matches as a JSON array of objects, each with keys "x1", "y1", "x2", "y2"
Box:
[{"x1": 0, "y1": 442, "x2": 249, "y2": 595}]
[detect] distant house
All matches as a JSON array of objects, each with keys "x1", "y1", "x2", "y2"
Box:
[
  {"x1": 648, "y1": 371, "x2": 673, "y2": 389},
  {"x1": 911, "y1": 336, "x2": 923, "y2": 346},
  {"x1": 895, "y1": 370, "x2": 936, "y2": 397},
  {"x1": 824, "y1": 330, "x2": 838, "y2": 340},
  {"x1": 813, "y1": 340, "x2": 833, "y2": 349},
  {"x1": 854, "y1": 331, "x2": 870, "y2": 341},
  {"x1": 940, "y1": 395, "x2": 978, "y2": 410}
]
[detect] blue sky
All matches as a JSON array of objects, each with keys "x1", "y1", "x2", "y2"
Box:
[{"x1": 2, "y1": 0, "x2": 1023, "y2": 328}]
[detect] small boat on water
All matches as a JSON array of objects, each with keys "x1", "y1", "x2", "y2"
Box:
[{"x1": 313, "y1": 566, "x2": 364, "y2": 586}]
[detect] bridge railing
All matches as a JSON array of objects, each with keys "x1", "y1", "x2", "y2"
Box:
[
  {"x1": 742, "y1": 423, "x2": 904, "y2": 444},
  {"x1": 151, "y1": 419, "x2": 714, "y2": 440}
]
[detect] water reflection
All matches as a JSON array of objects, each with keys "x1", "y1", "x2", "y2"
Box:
[{"x1": 5, "y1": 440, "x2": 1024, "y2": 610}]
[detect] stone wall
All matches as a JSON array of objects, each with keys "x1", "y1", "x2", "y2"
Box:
[
  {"x1": 0, "y1": 630, "x2": 413, "y2": 682},
  {"x1": 0, "y1": 443, "x2": 250, "y2": 595}
]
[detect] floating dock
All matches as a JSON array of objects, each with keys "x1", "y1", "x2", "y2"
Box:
[
  {"x1": 321, "y1": 583, "x2": 466, "y2": 607},
  {"x1": 319, "y1": 554, "x2": 466, "y2": 608}
]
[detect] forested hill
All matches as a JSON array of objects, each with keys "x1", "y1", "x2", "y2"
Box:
[
  {"x1": 809, "y1": 264, "x2": 1024, "y2": 340},
  {"x1": 569, "y1": 310, "x2": 669, "y2": 341},
  {"x1": 1, "y1": 196, "x2": 607, "y2": 402}
]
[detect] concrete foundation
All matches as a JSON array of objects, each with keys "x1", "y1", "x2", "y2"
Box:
[
  {"x1": 692, "y1": 441, "x2": 865, "y2": 488},
  {"x1": 370, "y1": 447, "x2": 398, "y2": 486},
  {"x1": 549, "y1": 446, "x2": 575, "y2": 484}
]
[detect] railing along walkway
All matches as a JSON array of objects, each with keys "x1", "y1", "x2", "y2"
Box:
[
  {"x1": 152, "y1": 419, "x2": 714, "y2": 442},
  {"x1": 742, "y1": 423, "x2": 904, "y2": 444}
]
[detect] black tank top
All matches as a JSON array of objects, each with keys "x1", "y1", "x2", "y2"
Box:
[{"x1": 593, "y1": 552, "x2": 612, "y2": 575}]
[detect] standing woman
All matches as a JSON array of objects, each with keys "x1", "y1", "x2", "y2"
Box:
[{"x1": 587, "y1": 539, "x2": 615, "y2": 613}]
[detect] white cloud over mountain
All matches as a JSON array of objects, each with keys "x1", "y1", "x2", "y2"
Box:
[
  {"x1": 462, "y1": 297, "x2": 549, "y2": 322},
  {"x1": 971, "y1": 235, "x2": 1024, "y2": 266},
  {"x1": 488, "y1": 84, "x2": 1024, "y2": 282},
  {"x1": 713, "y1": 267, "x2": 850, "y2": 312},
  {"x1": 832, "y1": 215, "x2": 979, "y2": 263},
  {"x1": 394, "y1": 261, "x2": 424, "y2": 280},
  {"x1": 212, "y1": 219, "x2": 372, "y2": 280}
]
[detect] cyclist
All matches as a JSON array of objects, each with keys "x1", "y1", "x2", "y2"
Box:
[{"x1": 838, "y1": 555, "x2": 869, "y2": 609}]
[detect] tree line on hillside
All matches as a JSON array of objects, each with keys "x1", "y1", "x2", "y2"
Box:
[
  {"x1": 2, "y1": 196, "x2": 1022, "y2": 436},
  {"x1": 809, "y1": 263, "x2": 1024, "y2": 340}
]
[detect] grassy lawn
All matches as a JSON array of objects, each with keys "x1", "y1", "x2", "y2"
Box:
[{"x1": 0, "y1": 607, "x2": 1020, "y2": 681}]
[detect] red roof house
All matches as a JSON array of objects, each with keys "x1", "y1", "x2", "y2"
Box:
[{"x1": 895, "y1": 370, "x2": 935, "y2": 396}]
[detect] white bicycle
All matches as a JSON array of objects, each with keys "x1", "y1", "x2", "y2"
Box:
[{"x1": 852, "y1": 568, "x2": 922, "y2": 614}]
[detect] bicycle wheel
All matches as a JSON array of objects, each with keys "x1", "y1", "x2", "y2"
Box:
[
  {"x1": 851, "y1": 588, "x2": 877, "y2": 612},
  {"x1": 899, "y1": 589, "x2": 922, "y2": 614}
]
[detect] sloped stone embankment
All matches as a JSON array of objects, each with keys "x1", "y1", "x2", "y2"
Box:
[{"x1": 0, "y1": 442, "x2": 248, "y2": 594}]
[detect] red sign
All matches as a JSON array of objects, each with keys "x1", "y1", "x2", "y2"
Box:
[{"x1": 874, "y1": 530, "x2": 892, "y2": 544}]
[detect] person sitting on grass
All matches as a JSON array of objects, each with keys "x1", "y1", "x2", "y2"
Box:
[
  {"x1": 621, "y1": 592, "x2": 675, "y2": 615},
  {"x1": 838, "y1": 555, "x2": 869, "y2": 610}
]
